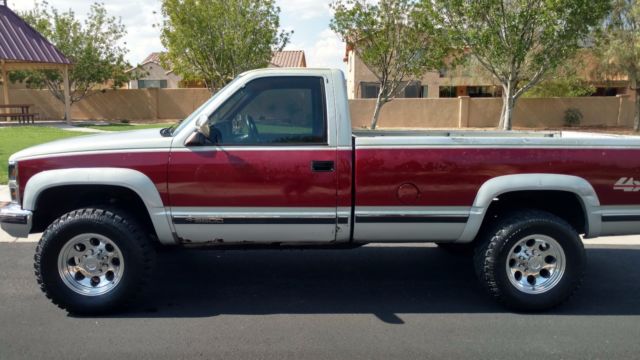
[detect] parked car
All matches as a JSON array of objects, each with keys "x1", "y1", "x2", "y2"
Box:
[{"x1": 2, "y1": 68, "x2": 640, "y2": 314}]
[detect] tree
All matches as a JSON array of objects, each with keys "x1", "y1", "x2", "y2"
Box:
[
  {"x1": 159, "y1": 0, "x2": 290, "y2": 92},
  {"x1": 524, "y1": 77, "x2": 595, "y2": 98},
  {"x1": 524, "y1": 55, "x2": 596, "y2": 98},
  {"x1": 425, "y1": 0, "x2": 610, "y2": 130},
  {"x1": 595, "y1": 0, "x2": 640, "y2": 132},
  {"x1": 331, "y1": 0, "x2": 447, "y2": 129},
  {"x1": 12, "y1": 1, "x2": 130, "y2": 122}
]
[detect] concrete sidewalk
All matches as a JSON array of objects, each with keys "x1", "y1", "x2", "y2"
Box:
[
  {"x1": 48, "y1": 123, "x2": 106, "y2": 133},
  {"x1": 1, "y1": 185, "x2": 640, "y2": 244},
  {"x1": 0, "y1": 121, "x2": 107, "y2": 133}
]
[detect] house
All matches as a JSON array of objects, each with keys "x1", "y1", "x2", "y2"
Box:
[
  {"x1": 126, "y1": 52, "x2": 183, "y2": 89},
  {"x1": 344, "y1": 46, "x2": 632, "y2": 100},
  {"x1": 344, "y1": 46, "x2": 501, "y2": 100},
  {"x1": 269, "y1": 50, "x2": 307, "y2": 68},
  {"x1": 127, "y1": 50, "x2": 307, "y2": 89}
]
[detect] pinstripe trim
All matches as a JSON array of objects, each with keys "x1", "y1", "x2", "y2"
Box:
[
  {"x1": 355, "y1": 214, "x2": 469, "y2": 223},
  {"x1": 602, "y1": 215, "x2": 640, "y2": 222},
  {"x1": 172, "y1": 216, "x2": 338, "y2": 225}
]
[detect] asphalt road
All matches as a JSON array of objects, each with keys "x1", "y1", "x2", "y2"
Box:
[{"x1": 1, "y1": 243, "x2": 640, "y2": 359}]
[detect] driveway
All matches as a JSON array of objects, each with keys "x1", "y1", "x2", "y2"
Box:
[{"x1": 1, "y1": 242, "x2": 640, "y2": 359}]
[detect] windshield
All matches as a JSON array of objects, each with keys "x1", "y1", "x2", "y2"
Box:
[{"x1": 162, "y1": 76, "x2": 244, "y2": 136}]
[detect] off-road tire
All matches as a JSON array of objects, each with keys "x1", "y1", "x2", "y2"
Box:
[
  {"x1": 473, "y1": 209, "x2": 585, "y2": 311},
  {"x1": 34, "y1": 208, "x2": 155, "y2": 314}
]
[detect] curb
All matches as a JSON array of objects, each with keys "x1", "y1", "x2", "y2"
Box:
[{"x1": 0, "y1": 185, "x2": 9, "y2": 202}]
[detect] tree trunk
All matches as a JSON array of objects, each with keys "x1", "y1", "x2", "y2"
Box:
[
  {"x1": 634, "y1": 88, "x2": 639, "y2": 132},
  {"x1": 633, "y1": 77, "x2": 639, "y2": 132},
  {"x1": 63, "y1": 65, "x2": 72, "y2": 124},
  {"x1": 370, "y1": 88, "x2": 385, "y2": 130},
  {"x1": 499, "y1": 90, "x2": 507, "y2": 129},
  {"x1": 64, "y1": 105, "x2": 72, "y2": 124},
  {"x1": 499, "y1": 83, "x2": 515, "y2": 131}
]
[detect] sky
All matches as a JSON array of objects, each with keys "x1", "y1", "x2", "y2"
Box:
[{"x1": 8, "y1": 0, "x2": 346, "y2": 71}]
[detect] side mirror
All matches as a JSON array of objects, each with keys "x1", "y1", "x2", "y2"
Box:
[
  {"x1": 185, "y1": 114, "x2": 220, "y2": 146},
  {"x1": 185, "y1": 114, "x2": 209, "y2": 146},
  {"x1": 185, "y1": 131, "x2": 204, "y2": 146},
  {"x1": 195, "y1": 114, "x2": 210, "y2": 137}
]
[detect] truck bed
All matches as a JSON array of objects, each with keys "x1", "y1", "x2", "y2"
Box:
[
  {"x1": 351, "y1": 129, "x2": 640, "y2": 242},
  {"x1": 352, "y1": 129, "x2": 640, "y2": 147}
]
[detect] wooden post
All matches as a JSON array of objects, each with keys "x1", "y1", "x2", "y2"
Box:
[
  {"x1": 1, "y1": 61, "x2": 9, "y2": 116},
  {"x1": 63, "y1": 64, "x2": 71, "y2": 123}
]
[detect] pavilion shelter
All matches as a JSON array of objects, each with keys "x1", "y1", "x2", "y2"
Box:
[{"x1": 0, "y1": 2, "x2": 72, "y2": 121}]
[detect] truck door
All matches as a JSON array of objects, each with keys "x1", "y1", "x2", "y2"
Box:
[{"x1": 168, "y1": 76, "x2": 339, "y2": 244}]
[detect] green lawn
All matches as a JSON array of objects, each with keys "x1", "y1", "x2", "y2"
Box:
[
  {"x1": 0, "y1": 127, "x2": 87, "y2": 184},
  {"x1": 81, "y1": 123, "x2": 172, "y2": 132}
]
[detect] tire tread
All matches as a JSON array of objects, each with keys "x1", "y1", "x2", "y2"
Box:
[
  {"x1": 473, "y1": 209, "x2": 585, "y2": 311},
  {"x1": 34, "y1": 208, "x2": 155, "y2": 313}
]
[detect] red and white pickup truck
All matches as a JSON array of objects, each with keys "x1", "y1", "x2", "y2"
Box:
[{"x1": 2, "y1": 68, "x2": 640, "y2": 314}]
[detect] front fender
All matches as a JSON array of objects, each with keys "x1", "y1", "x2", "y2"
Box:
[{"x1": 23, "y1": 168, "x2": 175, "y2": 244}]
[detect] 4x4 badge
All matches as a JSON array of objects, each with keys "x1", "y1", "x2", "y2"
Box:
[{"x1": 614, "y1": 177, "x2": 640, "y2": 192}]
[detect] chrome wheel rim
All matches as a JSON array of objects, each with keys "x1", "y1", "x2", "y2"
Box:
[
  {"x1": 505, "y1": 234, "x2": 566, "y2": 294},
  {"x1": 57, "y1": 233, "x2": 125, "y2": 296}
]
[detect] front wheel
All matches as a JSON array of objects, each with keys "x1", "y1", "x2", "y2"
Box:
[
  {"x1": 34, "y1": 208, "x2": 156, "y2": 314},
  {"x1": 474, "y1": 210, "x2": 585, "y2": 311}
]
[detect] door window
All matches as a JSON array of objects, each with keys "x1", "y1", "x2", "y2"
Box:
[{"x1": 209, "y1": 76, "x2": 327, "y2": 145}]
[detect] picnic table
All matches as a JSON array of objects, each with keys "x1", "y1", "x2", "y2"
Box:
[{"x1": 0, "y1": 104, "x2": 37, "y2": 124}]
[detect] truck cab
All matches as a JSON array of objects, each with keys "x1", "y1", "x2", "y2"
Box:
[{"x1": 167, "y1": 69, "x2": 353, "y2": 244}]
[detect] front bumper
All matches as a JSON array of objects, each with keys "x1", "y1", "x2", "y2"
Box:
[{"x1": 0, "y1": 203, "x2": 32, "y2": 238}]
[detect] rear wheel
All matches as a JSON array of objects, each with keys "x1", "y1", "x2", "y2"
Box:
[
  {"x1": 474, "y1": 210, "x2": 585, "y2": 311},
  {"x1": 34, "y1": 208, "x2": 155, "y2": 314}
]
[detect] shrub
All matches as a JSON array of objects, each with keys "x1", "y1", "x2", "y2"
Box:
[{"x1": 564, "y1": 108, "x2": 583, "y2": 127}]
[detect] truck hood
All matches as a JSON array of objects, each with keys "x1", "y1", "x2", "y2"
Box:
[{"x1": 9, "y1": 128, "x2": 174, "y2": 161}]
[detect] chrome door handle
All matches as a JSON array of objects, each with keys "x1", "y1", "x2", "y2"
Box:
[{"x1": 311, "y1": 160, "x2": 334, "y2": 172}]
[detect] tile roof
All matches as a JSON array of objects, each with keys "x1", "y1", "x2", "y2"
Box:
[
  {"x1": 0, "y1": 5, "x2": 70, "y2": 64},
  {"x1": 131, "y1": 50, "x2": 307, "y2": 74},
  {"x1": 269, "y1": 50, "x2": 306, "y2": 68},
  {"x1": 131, "y1": 52, "x2": 174, "y2": 74},
  {"x1": 140, "y1": 52, "x2": 163, "y2": 66}
]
